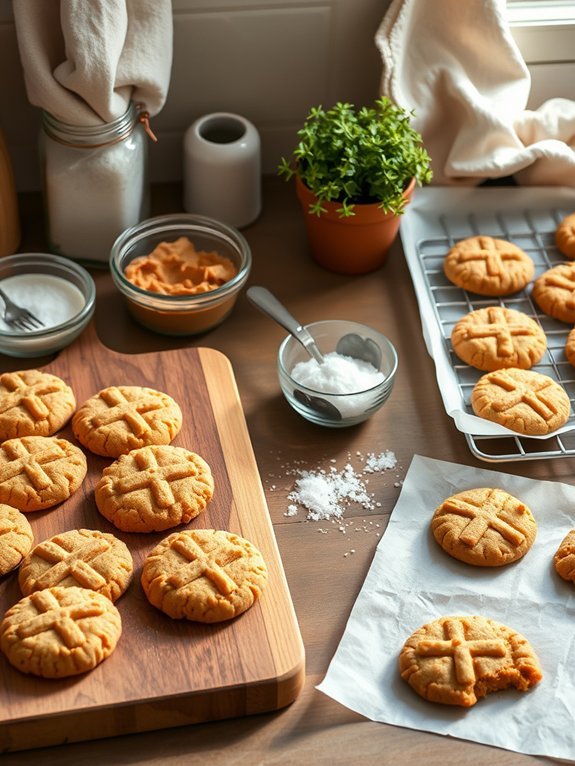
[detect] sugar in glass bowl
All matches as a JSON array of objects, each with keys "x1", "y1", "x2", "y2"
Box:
[
  {"x1": 0, "y1": 253, "x2": 95, "y2": 358},
  {"x1": 277, "y1": 320, "x2": 398, "y2": 427},
  {"x1": 110, "y1": 213, "x2": 252, "y2": 335}
]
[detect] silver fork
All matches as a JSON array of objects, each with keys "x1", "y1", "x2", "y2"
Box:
[{"x1": 0, "y1": 287, "x2": 44, "y2": 331}]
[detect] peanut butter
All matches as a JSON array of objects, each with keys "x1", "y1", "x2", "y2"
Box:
[{"x1": 125, "y1": 236, "x2": 237, "y2": 295}]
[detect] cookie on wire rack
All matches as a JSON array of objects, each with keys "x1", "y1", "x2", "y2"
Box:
[{"x1": 443, "y1": 236, "x2": 534, "y2": 297}]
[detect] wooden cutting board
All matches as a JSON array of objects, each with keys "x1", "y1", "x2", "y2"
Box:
[{"x1": 0, "y1": 323, "x2": 305, "y2": 753}]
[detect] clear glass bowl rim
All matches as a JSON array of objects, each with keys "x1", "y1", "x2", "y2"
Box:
[
  {"x1": 0, "y1": 253, "x2": 96, "y2": 339},
  {"x1": 110, "y1": 213, "x2": 252, "y2": 311}
]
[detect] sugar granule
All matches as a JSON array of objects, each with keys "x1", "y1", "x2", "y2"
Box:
[{"x1": 363, "y1": 450, "x2": 397, "y2": 473}]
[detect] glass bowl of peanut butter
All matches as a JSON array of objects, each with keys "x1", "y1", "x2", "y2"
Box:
[{"x1": 110, "y1": 213, "x2": 252, "y2": 335}]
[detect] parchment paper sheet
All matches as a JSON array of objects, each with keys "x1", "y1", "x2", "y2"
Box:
[{"x1": 317, "y1": 455, "x2": 575, "y2": 760}]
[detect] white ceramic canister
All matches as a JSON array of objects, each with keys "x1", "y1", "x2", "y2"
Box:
[
  {"x1": 40, "y1": 102, "x2": 150, "y2": 265},
  {"x1": 183, "y1": 113, "x2": 261, "y2": 229}
]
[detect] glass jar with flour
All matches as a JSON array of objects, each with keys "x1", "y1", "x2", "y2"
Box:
[{"x1": 40, "y1": 102, "x2": 150, "y2": 265}]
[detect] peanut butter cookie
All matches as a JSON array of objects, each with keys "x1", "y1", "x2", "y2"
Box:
[
  {"x1": 95, "y1": 444, "x2": 214, "y2": 533},
  {"x1": 19, "y1": 529, "x2": 133, "y2": 602},
  {"x1": 399, "y1": 615, "x2": 542, "y2": 707},
  {"x1": 532, "y1": 262, "x2": 575, "y2": 323},
  {"x1": 72, "y1": 385, "x2": 183, "y2": 458},
  {"x1": 471, "y1": 368, "x2": 571, "y2": 436},
  {"x1": 0, "y1": 436, "x2": 87, "y2": 512},
  {"x1": 431, "y1": 488, "x2": 537, "y2": 567},
  {"x1": 451, "y1": 306, "x2": 546, "y2": 371},
  {"x1": 556, "y1": 212, "x2": 575, "y2": 259},
  {"x1": 565, "y1": 327, "x2": 575, "y2": 368},
  {"x1": 141, "y1": 529, "x2": 268, "y2": 622},
  {"x1": 553, "y1": 529, "x2": 575, "y2": 582},
  {"x1": 0, "y1": 370, "x2": 75, "y2": 441},
  {"x1": 0, "y1": 504, "x2": 33, "y2": 576},
  {"x1": 444, "y1": 236, "x2": 534, "y2": 296},
  {"x1": 0, "y1": 586, "x2": 122, "y2": 678}
]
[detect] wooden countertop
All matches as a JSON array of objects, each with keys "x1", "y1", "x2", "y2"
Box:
[{"x1": 2, "y1": 178, "x2": 564, "y2": 765}]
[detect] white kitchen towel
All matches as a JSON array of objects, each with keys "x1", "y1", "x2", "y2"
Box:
[
  {"x1": 12, "y1": 0, "x2": 173, "y2": 125},
  {"x1": 375, "y1": 0, "x2": 575, "y2": 186}
]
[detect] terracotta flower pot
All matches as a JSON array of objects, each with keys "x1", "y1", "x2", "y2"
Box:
[{"x1": 295, "y1": 175, "x2": 416, "y2": 275}]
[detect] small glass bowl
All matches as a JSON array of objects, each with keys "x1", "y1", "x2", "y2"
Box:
[
  {"x1": 278, "y1": 320, "x2": 398, "y2": 427},
  {"x1": 110, "y1": 213, "x2": 252, "y2": 335},
  {"x1": 0, "y1": 253, "x2": 95, "y2": 358}
]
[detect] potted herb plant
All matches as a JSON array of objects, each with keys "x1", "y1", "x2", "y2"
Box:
[{"x1": 278, "y1": 97, "x2": 432, "y2": 274}]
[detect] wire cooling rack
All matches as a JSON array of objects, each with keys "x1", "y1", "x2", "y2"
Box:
[{"x1": 401, "y1": 187, "x2": 575, "y2": 462}]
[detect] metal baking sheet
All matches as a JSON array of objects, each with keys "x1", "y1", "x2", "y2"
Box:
[{"x1": 400, "y1": 186, "x2": 575, "y2": 462}]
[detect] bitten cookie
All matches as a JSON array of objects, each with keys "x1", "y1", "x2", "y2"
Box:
[
  {"x1": 556, "y1": 213, "x2": 575, "y2": 259},
  {"x1": 18, "y1": 529, "x2": 133, "y2": 602},
  {"x1": 399, "y1": 615, "x2": 542, "y2": 707},
  {"x1": 0, "y1": 586, "x2": 122, "y2": 678},
  {"x1": 0, "y1": 370, "x2": 75, "y2": 441},
  {"x1": 95, "y1": 444, "x2": 214, "y2": 533},
  {"x1": 141, "y1": 529, "x2": 268, "y2": 623},
  {"x1": 553, "y1": 530, "x2": 575, "y2": 582},
  {"x1": 0, "y1": 436, "x2": 87, "y2": 512},
  {"x1": 72, "y1": 385, "x2": 183, "y2": 458},
  {"x1": 451, "y1": 306, "x2": 546, "y2": 371},
  {"x1": 531, "y1": 262, "x2": 575, "y2": 323},
  {"x1": 431, "y1": 488, "x2": 537, "y2": 567},
  {"x1": 0, "y1": 504, "x2": 33, "y2": 576},
  {"x1": 471, "y1": 368, "x2": 571, "y2": 436},
  {"x1": 443, "y1": 236, "x2": 534, "y2": 296}
]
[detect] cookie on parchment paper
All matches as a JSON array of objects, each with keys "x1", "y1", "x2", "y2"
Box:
[
  {"x1": 399, "y1": 614, "x2": 542, "y2": 707},
  {"x1": 0, "y1": 504, "x2": 33, "y2": 576},
  {"x1": 72, "y1": 385, "x2": 183, "y2": 458},
  {"x1": 0, "y1": 435, "x2": 87, "y2": 512},
  {"x1": 141, "y1": 529, "x2": 268, "y2": 623},
  {"x1": 443, "y1": 236, "x2": 534, "y2": 297},
  {"x1": 451, "y1": 306, "x2": 546, "y2": 372},
  {"x1": 431, "y1": 487, "x2": 537, "y2": 567},
  {"x1": 553, "y1": 529, "x2": 575, "y2": 583},
  {"x1": 95, "y1": 444, "x2": 214, "y2": 533},
  {"x1": 0, "y1": 586, "x2": 122, "y2": 678},
  {"x1": 531, "y1": 262, "x2": 575, "y2": 324},
  {"x1": 18, "y1": 528, "x2": 133, "y2": 603},
  {"x1": 0, "y1": 370, "x2": 75, "y2": 442},
  {"x1": 555, "y1": 212, "x2": 575, "y2": 259},
  {"x1": 471, "y1": 368, "x2": 571, "y2": 436}
]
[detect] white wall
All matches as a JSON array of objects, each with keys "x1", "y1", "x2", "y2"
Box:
[{"x1": 0, "y1": 0, "x2": 573, "y2": 191}]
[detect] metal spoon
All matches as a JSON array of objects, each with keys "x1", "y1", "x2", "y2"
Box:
[{"x1": 247, "y1": 285, "x2": 341, "y2": 420}]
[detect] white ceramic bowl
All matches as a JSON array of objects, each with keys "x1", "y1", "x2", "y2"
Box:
[
  {"x1": 277, "y1": 319, "x2": 398, "y2": 427},
  {"x1": 0, "y1": 253, "x2": 95, "y2": 358}
]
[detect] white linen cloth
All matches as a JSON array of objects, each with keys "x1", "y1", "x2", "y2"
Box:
[
  {"x1": 375, "y1": 0, "x2": 575, "y2": 186},
  {"x1": 12, "y1": 0, "x2": 172, "y2": 125}
]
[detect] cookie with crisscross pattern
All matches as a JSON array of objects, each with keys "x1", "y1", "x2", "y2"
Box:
[
  {"x1": 141, "y1": 529, "x2": 268, "y2": 622},
  {"x1": 432, "y1": 488, "x2": 537, "y2": 566},
  {"x1": 19, "y1": 529, "x2": 133, "y2": 602},
  {"x1": 451, "y1": 306, "x2": 546, "y2": 371},
  {"x1": 0, "y1": 435, "x2": 87, "y2": 512},
  {"x1": 556, "y1": 213, "x2": 575, "y2": 259},
  {"x1": 0, "y1": 504, "x2": 33, "y2": 575},
  {"x1": 72, "y1": 385, "x2": 183, "y2": 458},
  {"x1": 95, "y1": 444, "x2": 214, "y2": 532},
  {"x1": 471, "y1": 368, "x2": 571, "y2": 435},
  {"x1": 0, "y1": 586, "x2": 122, "y2": 678},
  {"x1": 444, "y1": 236, "x2": 534, "y2": 296},
  {"x1": 0, "y1": 370, "x2": 75, "y2": 442},
  {"x1": 553, "y1": 529, "x2": 575, "y2": 582},
  {"x1": 399, "y1": 615, "x2": 542, "y2": 707},
  {"x1": 532, "y1": 262, "x2": 575, "y2": 323}
]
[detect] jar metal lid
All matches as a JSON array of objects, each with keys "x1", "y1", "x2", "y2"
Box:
[{"x1": 42, "y1": 102, "x2": 141, "y2": 148}]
